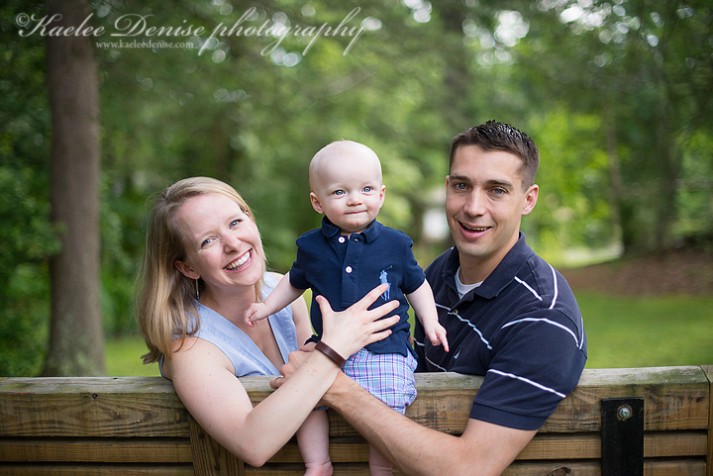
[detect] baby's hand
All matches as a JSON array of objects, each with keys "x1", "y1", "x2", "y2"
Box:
[
  {"x1": 244, "y1": 302, "x2": 269, "y2": 327},
  {"x1": 425, "y1": 322, "x2": 449, "y2": 353}
]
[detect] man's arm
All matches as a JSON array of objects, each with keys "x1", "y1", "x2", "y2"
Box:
[
  {"x1": 277, "y1": 286, "x2": 538, "y2": 474},
  {"x1": 323, "y1": 372, "x2": 536, "y2": 476}
]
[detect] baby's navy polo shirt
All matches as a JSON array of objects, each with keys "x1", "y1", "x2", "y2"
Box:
[{"x1": 289, "y1": 218, "x2": 425, "y2": 357}]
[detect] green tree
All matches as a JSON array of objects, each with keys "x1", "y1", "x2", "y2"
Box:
[
  {"x1": 510, "y1": 0, "x2": 713, "y2": 254},
  {"x1": 2, "y1": 0, "x2": 711, "y2": 375}
]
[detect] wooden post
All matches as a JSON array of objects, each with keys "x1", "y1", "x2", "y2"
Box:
[
  {"x1": 189, "y1": 414, "x2": 244, "y2": 476},
  {"x1": 703, "y1": 365, "x2": 713, "y2": 476}
]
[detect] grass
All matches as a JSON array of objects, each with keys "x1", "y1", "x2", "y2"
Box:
[
  {"x1": 578, "y1": 292, "x2": 713, "y2": 368},
  {"x1": 105, "y1": 336, "x2": 160, "y2": 376},
  {"x1": 104, "y1": 293, "x2": 713, "y2": 375}
]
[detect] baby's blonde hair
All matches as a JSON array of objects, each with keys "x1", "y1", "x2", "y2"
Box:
[{"x1": 308, "y1": 140, "x2": 382, "y2": 192}]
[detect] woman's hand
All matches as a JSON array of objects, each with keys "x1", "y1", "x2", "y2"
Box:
[
  {"x1": 318, "y1": 283, "x2": 399, "y2": 359},
  {"x1": 273, "y1": 284, "x2": 399, "y2": 389}
]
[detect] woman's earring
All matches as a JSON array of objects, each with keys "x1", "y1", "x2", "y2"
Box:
[{"x1": 194, "y1": 278, "x2": 200, "y2": 300}]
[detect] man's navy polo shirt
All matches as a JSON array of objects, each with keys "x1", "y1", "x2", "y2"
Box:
[
  {"x1": 289, "y1": 218, "x2": 425, "y2": 357},
  {"x1": 414, "y1": 233, "x2": 587, "y2": 430}
]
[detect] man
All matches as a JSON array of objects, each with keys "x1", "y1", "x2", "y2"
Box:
[{"x1": 282, "y1": 120, "x2": 587, "y2": 475}]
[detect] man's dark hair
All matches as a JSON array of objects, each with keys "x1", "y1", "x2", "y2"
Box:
[{"x1": 449, "y1": 120, "x2": 539, "y2": 189}]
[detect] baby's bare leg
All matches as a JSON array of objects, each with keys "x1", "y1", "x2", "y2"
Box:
[{"x1": 297, "y1": 410, "x2": 332, "y2": 476}]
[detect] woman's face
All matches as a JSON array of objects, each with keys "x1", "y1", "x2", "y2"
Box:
[{"x1": 173, "y1": 192, "x2": 264, "y2": 293}]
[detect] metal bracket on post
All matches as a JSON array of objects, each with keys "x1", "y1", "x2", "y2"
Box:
[{"x1": 601, "y1": 397, "x2": 644, "y2": 476}]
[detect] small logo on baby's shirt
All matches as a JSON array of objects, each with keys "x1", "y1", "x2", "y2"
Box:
[{"x1": 379, "y1": 266, "x2": 392, "y2": 300}]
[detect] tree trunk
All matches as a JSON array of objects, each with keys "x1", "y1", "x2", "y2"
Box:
[{"x1": 42, "y1": 0, "x2": 104, "y2": 376}]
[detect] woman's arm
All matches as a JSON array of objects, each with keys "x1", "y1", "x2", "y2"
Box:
[
  {"x1": 164, "y1": 284, "x2": 399, "y2": 467},
  {"x1": 165, "y1": 337, "x2": 340, "y2": 467}
]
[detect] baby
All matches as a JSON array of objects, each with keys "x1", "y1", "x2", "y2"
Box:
[{"x1": 246, "y1": 140, "x2": 448, "y2": 475}]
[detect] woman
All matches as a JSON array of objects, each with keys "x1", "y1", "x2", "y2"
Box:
[{"x1": 136, "y1": 177, "x2": 398, "y2": 471}]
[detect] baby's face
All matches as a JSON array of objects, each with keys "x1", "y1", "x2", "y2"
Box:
[{"x1": 310, "y1": 147, "x2": 385, "y2": 235}]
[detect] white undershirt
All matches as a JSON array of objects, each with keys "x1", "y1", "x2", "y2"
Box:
[{"x1": 455, "y1": 267, "x2": 482, "y2": 298}]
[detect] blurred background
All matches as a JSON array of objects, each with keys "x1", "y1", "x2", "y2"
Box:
[{"x1": 1, "y1": 0, "x2": 711, "y2": 377}]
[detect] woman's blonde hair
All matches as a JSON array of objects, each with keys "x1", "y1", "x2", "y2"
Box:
[{"x1": 136, "y1": 176, "x2": 265, "y2": 364}]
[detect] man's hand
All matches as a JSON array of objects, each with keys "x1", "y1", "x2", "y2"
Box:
[{"x1": 271, "y1": 348, "x2": 312, "y2": 389}]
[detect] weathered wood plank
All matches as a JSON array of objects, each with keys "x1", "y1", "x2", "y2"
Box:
[
  {"x1": 703, "y1": 364, "x2": 713, "y2": 476},
  {"x1": 260, "y1": 437, "x2": 369, "y2": 464},
  {"x1": 0, "y1": 377, "x2": 188, "y2": 438},
  {"x1": 264, "y1": 430, "x2": 708, "y2": 465},
  {"x1": 0, "y1": 438, "x2": 192, "y2": 463},
  {"x1": 2, "y1": 368, "x2": 707, "y2": 437},
  {"x1": 243, "y1": 459, "x2": 708, "y2": 476},
  {"x1": 545, "y1": 366, "x2": 710, "y2": 433},
  {"x1": 247, "y1": 367, "x2": 711, "y2": 434},
  {"x1": 644, "y1": 431, "x2": 709, "y2": 458},
  {"x1": 245, "y1": 463, "x2": 368, "y2": 475},
  {"x1": 189, "y1": 414, "x2": 243, "y2": 476},
  {"x1": 0, "y1": 464, "x2": 195, "y2": 476},
  {"x1": 248, "y1": 367, "x2": 711, "y2": 435},
  {"x1": 501, "y1": 459, "x2": 707, "y2": 476},
  {"x1": 0, "y1": 377, "x2": 173, "y2": 394},
  {"x1": 519, "y1": 430, "x2": 708, "y2": 460},
  {"x1": 0, "y1": 366, "x2": 710, "y2": 476}
]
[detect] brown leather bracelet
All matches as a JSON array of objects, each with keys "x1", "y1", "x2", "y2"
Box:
[{"x1": 315, "y1": 341, "x2": 346, "y2": 368}]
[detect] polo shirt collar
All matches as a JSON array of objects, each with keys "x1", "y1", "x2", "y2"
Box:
[
  {"x1": 319, "y1": 217, "x2": 383, "y2": 242},
  {"x1": 444, "y1": 233, "x2": 530, "y2": 300}
]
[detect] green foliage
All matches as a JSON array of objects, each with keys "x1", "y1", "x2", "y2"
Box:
[
  {"x1": 526, "y1": 108, "x2": 613, "y2": 255},
  {"x1": 100, "y1": 175, "x2": 151, "y2": 335},
  {"x1": 512, "y1": 0, "x2": 713, "y2": 252},
  {"x1": 0, "y1": 262, "x2": 50, "y2": 376},
  {"x1": 2, "y1": 1, "x2": 712, "y2": 374},
  {"x1": 677, "y1": 130, "x2": 713, "y2": 237},
  {"x1": 0, "y1": 167, "x2": 57, "y2": 376},
  {"x1": 0, "y1": 3, "x2": 56, "y2": 375}
]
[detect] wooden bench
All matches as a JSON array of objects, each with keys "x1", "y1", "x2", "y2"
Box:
[{"x1": 0, "y1": 365, "x2": 711, "y2": 475}]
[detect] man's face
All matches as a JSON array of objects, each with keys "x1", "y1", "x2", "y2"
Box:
[{"x1": 446, "y1": 145, "x2": 538, "y2": 282}]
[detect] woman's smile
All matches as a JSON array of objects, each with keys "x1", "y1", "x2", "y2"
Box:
[{"x1": 225, "y1": 250, "x2": 252, "y2": 271}]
